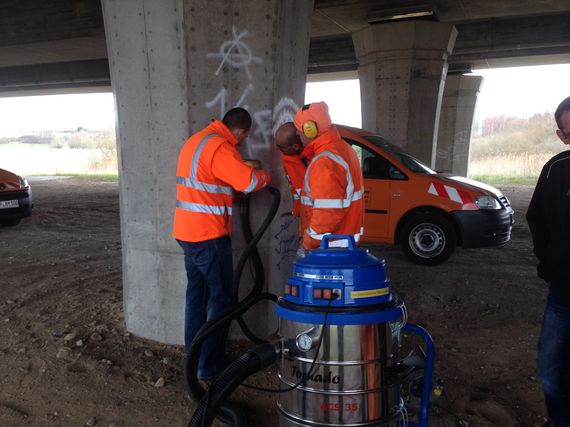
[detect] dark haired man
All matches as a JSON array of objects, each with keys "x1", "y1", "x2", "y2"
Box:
[
  {"x1": 173, "y1": 107, "x2": 270, "y2": 380},
  {"x1": 527, "y1": 95, "x2": 570, "y2": 426},
  {"x1": 275, "y1": 122, "x2": 306, "y2": 218}
]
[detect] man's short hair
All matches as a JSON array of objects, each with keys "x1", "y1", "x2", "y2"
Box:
[
  {"x1": 555, "y1": 96, "x2": 570, "y2": 130},
  {"x1": 222, "y1": 107, "x2": 252, "y2": 131}
]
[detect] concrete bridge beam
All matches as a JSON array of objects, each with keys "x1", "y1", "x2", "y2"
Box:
[
  {"x1": 436, "y1": 74, "x2": 483, "y2": 176},
  {"x1": 102, "y1": 0, "x2": 313, "y2": 344},
  {"x1": 352, "y1": 21, "x2": 457, "y2": 167}
]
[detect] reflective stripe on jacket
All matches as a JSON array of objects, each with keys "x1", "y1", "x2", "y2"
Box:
[
  {"x1": 173, "y1": 120, "x2": 270, "y2": 242},
  {"x1": 280, "y1": 153, "x2": 306, "y2": 217},
  {"x1": 299, "y1": 126, "x2": 364, "y2": 249}
]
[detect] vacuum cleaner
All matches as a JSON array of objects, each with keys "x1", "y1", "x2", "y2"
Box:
[
  {"x1": 274, "y1": 234, "x2": 435, "y2": 427},
  {"x1": 185, "y1": 189, "x2": 438, "y2": 427}
]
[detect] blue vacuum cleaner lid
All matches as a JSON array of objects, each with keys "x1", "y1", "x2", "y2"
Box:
[{"x1": 282, "y1": 235, "x2": 393, "y2": 307}]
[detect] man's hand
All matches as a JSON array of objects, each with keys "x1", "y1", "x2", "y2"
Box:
[{"x1": 244, "y1": 159, "x2": 262, "y2": 170}]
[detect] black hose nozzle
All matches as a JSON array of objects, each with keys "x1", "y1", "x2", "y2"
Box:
[{"x1": 190, "y1": 343, "x2": 279, "y2": 427}]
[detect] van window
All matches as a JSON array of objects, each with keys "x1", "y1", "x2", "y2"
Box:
[
  {"x1": 345, "y1": 138, "x2": 407, "y2": 180},
  {"x1": 363, "y1": 136, "x2": 435, "y2": 174}
]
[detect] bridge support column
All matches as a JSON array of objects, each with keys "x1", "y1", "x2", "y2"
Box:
[
  {"x1": 436, "y1": 74, "x2": 483, "y2": 175},
  {"x1": 352, "y1": 21, "x2": 457, "y2": 167},
  {"x1": 101, "y1": 0, "x2": 313, "y2": 344}
]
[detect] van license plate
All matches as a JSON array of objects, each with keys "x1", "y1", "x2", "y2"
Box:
[{"x1": 0, "y1": 200, "x2": 18, "y2": 209}]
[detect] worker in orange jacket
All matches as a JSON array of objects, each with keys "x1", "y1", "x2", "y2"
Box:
[
  {"x1": 275, "y1": 122, "x2": 306, "y2": 218},
  {"x1": 173, "y1": 107, "x2": 270, "y2": 380},
  {"x1": 293, "y1": 102, "x2": 364, "y2": 251}
]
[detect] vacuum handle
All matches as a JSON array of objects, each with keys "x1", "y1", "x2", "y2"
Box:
[{"x1": 320, "y1": 234, "x2": 357, "y2": 250}]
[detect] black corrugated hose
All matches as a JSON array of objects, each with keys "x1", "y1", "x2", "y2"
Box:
[
  {"x1": 189, "y1": 342, "x2": 278, "y2": 427},
  {"x1": 233, "y1": 187, "x2": 281, "y2": 343},
  {"x1": 185, "y1": 293, "x2": 278, "y2": 426},
  {"x1": 185, "y1": 187, "x2": 282, "y2": 426}
]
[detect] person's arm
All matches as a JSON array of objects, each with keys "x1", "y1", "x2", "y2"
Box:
[
  {"x1": 281, "y1": 154, "x2": 306, "y2": 217},
  {"x1": 302, "y1": 157, "x2": 348, "y2": 249},
  {"x1": 526, "y1": 165, "x2": 549, "y2": 262},
  {"x1": 211, "y1": 143, "x2": 270, "y2": 193}
]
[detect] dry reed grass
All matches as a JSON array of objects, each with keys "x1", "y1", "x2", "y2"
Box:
[{"x1": 469, "y1": 152, "x2": 559, "y2": 177}]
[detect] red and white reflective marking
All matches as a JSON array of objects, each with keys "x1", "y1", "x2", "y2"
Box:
[{"x1": 428, "y1": 182, "x2": 473, "y2": 204}]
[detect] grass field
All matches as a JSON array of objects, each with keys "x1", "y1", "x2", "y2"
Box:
[
  {"x1": 468, "y1": 152, "x2": 556, "y2": 181},
  {"x1": 468, "y1": 175, "x2": 538, "y2": 185},
  {"x1": 0, "y1": 142, "x2": 552, "y2": 184},
  {"x1": 467, "y1": 112, "x2": 564, "y2": 183},
  {"x1": 40, "y1": 173, "x2": 119, "y2": 181},
  {"x1": 0, "y1": 142, "x2": 117, "y2": 176},
  {"x1": 1, "y1": 116, "x2": 564, "y2": 185}
]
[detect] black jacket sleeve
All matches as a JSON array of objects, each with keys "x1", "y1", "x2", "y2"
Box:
[{"x1": 526, "y1": 165, "x2": 549, "y2": 263}]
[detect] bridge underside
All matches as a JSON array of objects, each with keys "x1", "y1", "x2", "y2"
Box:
[
  {"x1": 0, "y1": 2, "x2": 568, "y2": 93},
  {"x1": 0, "y1": 0, "x2": 568, "y2": 344}
]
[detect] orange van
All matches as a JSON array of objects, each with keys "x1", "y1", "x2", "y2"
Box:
[{"x1": 338, "y1": 125, "x2": 514, "y2": 265}]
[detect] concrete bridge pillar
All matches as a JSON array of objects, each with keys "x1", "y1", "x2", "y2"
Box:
[
  {"x1": 352, "y1": 21, "x2": 457, "y2": 167},
  {"x1": 436, "y1": 73, "x2": 483, "y2": 176},
  {"x1": 101, "y1": 0, "x2": 313, "y2": 344}
]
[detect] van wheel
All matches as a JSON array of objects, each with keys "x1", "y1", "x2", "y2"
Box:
[{"x1": 401, "y1": 212, "x2": 456, "y2": 265}]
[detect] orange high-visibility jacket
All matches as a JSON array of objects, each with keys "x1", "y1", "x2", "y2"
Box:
[
  {"x1": 173, "y1": 120, "x2": 270, "y2": 242},
  {"x1": 299, "y1": 126, "x2": 364, "y2": 249},
  {"x1": 280, "y1": 153, "x2": 306, "y2": 217}
]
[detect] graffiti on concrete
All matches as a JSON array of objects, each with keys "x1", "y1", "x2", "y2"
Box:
[
  {"x1": 205, "y1": 83, "x2": 255, "y2": 118},
  {"x1": 435, "y1": 130, "x2": 471, "y2": 173},
  {"x1": 206, "y1": 26, "x2": 260, "y2": 118},
  {"x1": 272, "y1": 97, "x2": 299, "y2": 136},
  {"x1": 205, "y1": 25, "x2": 299, "y2": 156},
  {"x1": 274, "y1": 214, "x2": 298, "y2": 271},
  {"x1": 251, "y1": 98, "x2": 298, "y2": 149},
  {"x1": 203, "y1": 25, "x2": 303, "y2": 274},
  {"x1": 207, "y1": 26, "x2": 262, "y2": 80},
  {"x1": 252, "y1": 109, "x2": 272, "y2": 146}
]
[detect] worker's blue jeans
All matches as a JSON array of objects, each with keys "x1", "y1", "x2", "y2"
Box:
[
  {"x1": 178, "y1": 236, "x2": 234, "y2": 380},
  {"x1": 538, "y1": 286, "x2": 570, "y2": 426}
]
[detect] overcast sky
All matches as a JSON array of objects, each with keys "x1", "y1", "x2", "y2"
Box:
[
  {"x1": 472, "y1": 64, "x2": 570, "y2": 123},
  {"x1": 0, "y1": 63, "x2": 568, "y2": 135},
  {"x1": 0, "y1": 92, "x2": 115, "y2": 136},
  {"x1": 305, "y1": 64, "x2": 570, "y2": 128}
]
